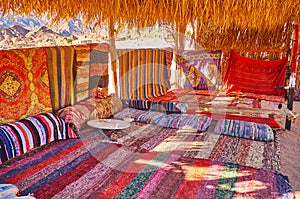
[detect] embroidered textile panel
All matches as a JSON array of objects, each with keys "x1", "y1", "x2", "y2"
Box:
[
  {"x1": 118, "y1": 48, "x2": 171, "y2": 100},
  {"x1": 222, "y1": 51, "x2": 288, "y2": 96},
  {"x1": 44, "y1": 46, "x2": 75, "y2": 111},
  {"x1": 177, "y1": 50, "x2": 222, "y2": 90},
  {"x1": 0, "y1": 48, "x2": 52, "y2": 124}
]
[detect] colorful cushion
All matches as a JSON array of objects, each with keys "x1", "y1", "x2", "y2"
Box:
[
  {"x1": 0, "y1": 184, "x2": 20, "y2": 198},
  {"x1": 214, "y1": 119, "x2": 274, "y2": 142},
  {"x1": 135, "y1": 111, "x2": 166, "y2": 124},
  {"x1": 0, "y1": 48, "x2": 52, "y2": 124},
  {"x1": 95, "y1": 87, "x2": 109, "y2": 99},
  {"x1": 0, "y1": 112, "x2": 76, "y2": 163},
  {"x1": 94, "y1": 95, "x2": 123, "y2": 119},
  {"x1": 57, "y1": 98, "x2": 98, "y2": 131},
  {"x1": 113, "y1": 108, "x2": 166, "y2": 124},
  {"x1": 121, "y1": 99, "x2": 184, "y2": 113}
]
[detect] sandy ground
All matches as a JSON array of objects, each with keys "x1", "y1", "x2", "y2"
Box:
[{"x1": 280, "y1": 101, "x2": 300, "y2": 198}]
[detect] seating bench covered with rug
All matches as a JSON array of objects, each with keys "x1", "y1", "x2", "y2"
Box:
[
  {"x1": 0, "y1": 46, "x2": 79, "y2": 164},
  {"x1": 0, "y1": 42, "x2": 111, "y2": 164}
]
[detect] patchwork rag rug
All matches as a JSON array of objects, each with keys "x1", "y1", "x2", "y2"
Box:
[
  {"x1": 99, "y1": 122, "x2": 281, "y2": 172},
  {"x1": 0, "y1": 130, "x2": 291, "y2": 199}
]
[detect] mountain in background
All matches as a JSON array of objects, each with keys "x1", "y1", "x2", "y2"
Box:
[
  {"x1": 0, "y1": 13, "x2": 174, "y2": 49},
  {"x1": 0, "y1": 14, "x2": 95, "y2": 36},
  {"x1": 0, "y1": 14, "x2": 109, "y2": 49}
]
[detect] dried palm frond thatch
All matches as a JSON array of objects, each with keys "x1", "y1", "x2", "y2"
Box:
[{"x1": 1, "y1": 0, "x2": 300, "y2": 51}]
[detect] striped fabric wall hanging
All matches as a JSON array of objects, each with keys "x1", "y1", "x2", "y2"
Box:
[
  {"x1": 45, "y1": 46, "x2": 75, "y2": 111},
  {"x1": 117, "y1": 48, "x2": 171, "y2": 100},
  {"x1": 73, "y1": 43, "x2": 110, "y2": 102}
]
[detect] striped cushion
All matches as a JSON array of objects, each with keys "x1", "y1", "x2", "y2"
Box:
[
  {"x1": 121, "y1": 99, "x2": 183, "y2": 113},
  {"x1": 113, "y1": 108, "x2": 165, "y2": 124},
  {"x1": 135, "y1": 111, "x2": 166, "y2": 123},
  {"x1": 214, "y1": 119, "x2": 274, "y2": 142},
  {"x1": 113, "y1": 108, "x2": 211, "y2": 131},
  {"x1": 154, "y1": 114, "x2": 212, "y2": 131},
  {"x1": 0, "y1": 112, "x2": 76, "y2": 164}
]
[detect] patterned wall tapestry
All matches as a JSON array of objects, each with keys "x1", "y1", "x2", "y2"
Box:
[
  {"x1": 74, "y1": 43, "x2": 110, "y2": 102},
  {"x1": 74, "y1": 44, "x2": 91, "y2": 102},
  {"x1": 117, "y1": 48, "x2": 171, "y2": 100},
  {"x1": 0, "y1": 48, "x2": 52, "y2": 124},
  {"x1": 89, "y1": 43, "x2": 110, "y2": 98},
  {"x1": 176, "y1": 50, "x2": 222, "y2": 90},
  {"x1": 44, "y1": 46, "x2": 75, "y2": 111}
]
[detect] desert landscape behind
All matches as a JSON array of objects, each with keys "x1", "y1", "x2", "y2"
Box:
[{"x1": 0, "y1": 13, "x2": 175, "y2": 49}]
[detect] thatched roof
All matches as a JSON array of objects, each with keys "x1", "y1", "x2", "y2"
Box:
[{"x1": 1, "y1": 0, "x2": 300, "y2": 51}]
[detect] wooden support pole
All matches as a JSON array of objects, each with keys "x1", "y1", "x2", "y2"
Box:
[
  {"x1": 108, "y1": 17, "x2": 118, "y2": 96},
  {"x1": 291, "y1": 24, "x2": 299, "y2": 73},
  {"x1": 286, "y1": 24, "x2": 299, "y2": 130}
]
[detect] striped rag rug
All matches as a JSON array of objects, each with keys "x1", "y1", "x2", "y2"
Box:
[{"x1": 0, "y1": 135, "x2": 292, "y2": 199}]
